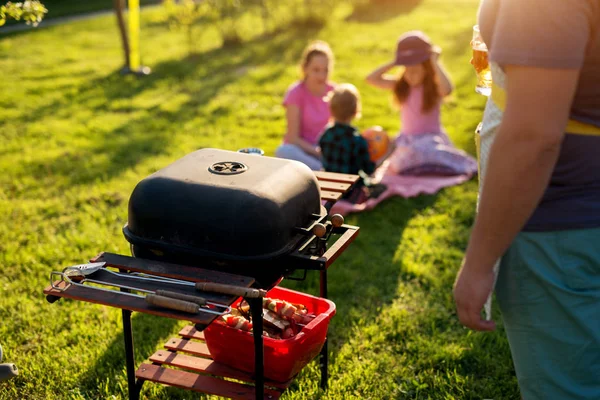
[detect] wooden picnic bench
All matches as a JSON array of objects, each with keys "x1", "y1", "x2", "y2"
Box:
[{"x1": 43, "y1": 171, "x2": 360, "y2": 400}]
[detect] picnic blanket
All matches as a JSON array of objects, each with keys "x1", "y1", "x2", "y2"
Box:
[{"x1": 330, "y1": 132, "x2": 477, "y2": 216}]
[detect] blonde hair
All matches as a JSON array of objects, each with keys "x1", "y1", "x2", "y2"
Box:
[
  {"x1": 300, "y1": 40, "x2": 334, "y2": 79},
  {"x1": 328, "y1": 83, "x2": 361, "y2": 122}
]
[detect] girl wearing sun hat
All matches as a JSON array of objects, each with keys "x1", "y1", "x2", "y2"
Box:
[{"x1": 366, "y1": 31, "x2": 477, "y2": 177}]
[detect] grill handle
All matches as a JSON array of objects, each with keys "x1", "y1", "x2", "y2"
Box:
[
  {"x1": 155, "y1": 290, "x2": 207, "y2": 306},
  {"x1": 145, "y1": 294, "x2": 199, "y2": 314},
  {"x1": 195, "y1": 282, "x2": 266, "y2": 298}
]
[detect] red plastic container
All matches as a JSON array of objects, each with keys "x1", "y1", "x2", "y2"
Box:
[{"x1": 203, "y1": 286, "x2": 336, "y2": 382}]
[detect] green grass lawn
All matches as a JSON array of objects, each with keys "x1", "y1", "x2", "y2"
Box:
[{"x1": 0, "y1": 1, "x2": 519, "y2": 398}]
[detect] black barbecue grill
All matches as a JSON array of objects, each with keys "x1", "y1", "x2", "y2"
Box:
[
  {"x1": 44, "y1": 149, "x2": 361, "y2": 400},
  {"x1": 123, "y1": 148, "x2": 354, "y2": 287}
]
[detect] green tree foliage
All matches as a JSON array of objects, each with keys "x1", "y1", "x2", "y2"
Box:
[
  {"x1": 292, "y1": 0, "x2": 341, "y2": 26},
  {"x1": 204, "y1": 0, "x2": 245, "y2": 46},
  {"x1": 162, "y1": 0, "x2": 352, "y2": 51},
  {"x1": 164, "y1": 0, "x2": 259, "y2": 51},
  {"x1": 0, "y1": 1, "x2": 47, "y2": 26},
  {"x1": 163, "y1": 0, "x2": 213, "y2": 54}
]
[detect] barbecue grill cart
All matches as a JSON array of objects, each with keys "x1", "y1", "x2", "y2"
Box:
[{"x1": 44, "y1": 149, "x2": 361, "y2": 400}]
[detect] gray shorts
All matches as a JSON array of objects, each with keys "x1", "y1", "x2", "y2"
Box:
[{"x1": 275, "y1": 143, "x2": 322, "y2": 171}]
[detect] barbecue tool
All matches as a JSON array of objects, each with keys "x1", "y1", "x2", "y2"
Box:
[
  {"x1": 63, "y1": 261, "x2": 107, "y2": 275},
  {"x1": 128, "y1": 273, "x2": 267, "y2": 298},
  {"x1": 50, "y1": 270, "x2": 229, "y2": 316},
  {"x1": 62, "y1": 263, "x2": 236, "y2": 310}
]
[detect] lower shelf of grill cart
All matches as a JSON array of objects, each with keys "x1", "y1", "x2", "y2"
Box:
[
  {"x1": 135, "y1": 325, "x2": 293, "y2": 400},
  {"x1": 136, "y1": 364, "x2": 283, "y2": 400}
]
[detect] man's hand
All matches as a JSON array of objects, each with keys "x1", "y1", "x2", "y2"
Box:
[
  {"x1": 453, "y1": 65, "x2": 580, "y2": 332},
  {"x1": 453, "y1": 259, "x2": 497, "y2": 331}
]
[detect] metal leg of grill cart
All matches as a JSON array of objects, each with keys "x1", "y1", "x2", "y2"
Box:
[
  {"x1": 122, "y1": 309, "x2": 144, "y2": 400},
  {"x1": 119, "y1": 269, "x2": 144, "y2": 400},
  {"x1": 248, "y1": 297, "x2": 264, "y2": 400},
  {"x1": 319, "y1": 269, "x2": 328, "y2": 389}
]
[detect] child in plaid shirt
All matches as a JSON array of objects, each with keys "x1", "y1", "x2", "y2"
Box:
[
  {"x1": 319, "y1": 84, "x2": 387, "y2": 203},
  {"x1": 319, "y1": 84, "x2": 375, "y2": 176}
]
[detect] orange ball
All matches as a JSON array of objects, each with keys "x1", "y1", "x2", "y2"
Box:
[{"x1": 362, "y1": 126, "x2": 390, "y2": 161}]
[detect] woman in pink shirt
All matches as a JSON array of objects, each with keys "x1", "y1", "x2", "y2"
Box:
[
  {"x1": 275, "y1": 41, "x2": 335, "y2": 171},
  {"x1": 366, "y1": 31, "x2": 477, "y2": 176}
]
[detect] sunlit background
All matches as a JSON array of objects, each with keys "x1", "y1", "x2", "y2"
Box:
[{"x1": 0, "y1": 1, "x2": 518, "y2": 399}]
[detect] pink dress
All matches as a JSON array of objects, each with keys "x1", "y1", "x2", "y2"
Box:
[
  {"x1": 399, "y1": 85, "x2": 443, "y2": 136},
  {"x1": 282, "y1": 81, "x2": 334, "y2": 146},
  {"x1": 389, "y1": 85, "x2": 477, "y2": 176}
]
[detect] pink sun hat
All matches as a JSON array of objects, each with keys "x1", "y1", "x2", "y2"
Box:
[{"x1": 394, "y1": 31, "x2": 441, "y2": 66}]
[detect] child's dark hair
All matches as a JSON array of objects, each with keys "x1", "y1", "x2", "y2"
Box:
[
  {"x1": 393, "y1": 59, "x2": 440, "y2": 112},
  {"x1": 328, "y1": 83, "x2": 361, "y2": 122}
]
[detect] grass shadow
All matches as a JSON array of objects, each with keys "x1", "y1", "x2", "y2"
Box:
[
  {"x1": 282, "y1": 193, "x2": 440, "y2": 349},
  {"x1": 77, "y1": 311, "x2": 181, "y2": 398},
  {"x1": 346, "y1": 0, "x2": 424, "y2": 23}
]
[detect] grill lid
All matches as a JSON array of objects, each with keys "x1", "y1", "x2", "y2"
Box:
[{"x1": 123, "y1": 148, "x2": 323, "y2": 259}]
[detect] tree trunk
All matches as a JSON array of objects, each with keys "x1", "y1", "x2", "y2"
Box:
[{"x1": 113, "y1": 0, "x2": 130, "y2": 68}]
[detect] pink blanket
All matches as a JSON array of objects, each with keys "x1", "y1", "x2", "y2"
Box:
[{"x1": 330, "y1": 159, "x2": 475, "y2": 216}]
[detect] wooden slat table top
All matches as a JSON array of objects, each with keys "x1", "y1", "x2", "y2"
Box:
[
  {"x1": 152, "y1": 333, "x2": 292, "y2": 390},
  {"x1": 179, "y1": 325, "x2": 205, "y2": 340},
  {"x1": 147, "y1": 352, "x2": 291, "y2": 391},
  {"x1": 320, "y1": 190, "x2": 342, "y2": 202},
  {"x1": 164, "y1": 337, "x2": 211, "y2": 357},
  {"x1": 135, "y1": 324, "x2": 293, "y2": 399},
  {"x1": 317, "y1": 180, "x2": 352, "y2": 193},
  {"x1": 315, "y1": 171, "x2": 360, "y2": 185},
  {"x1": 136, "y1": 364, "x2": 282, "y2": 400}
]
